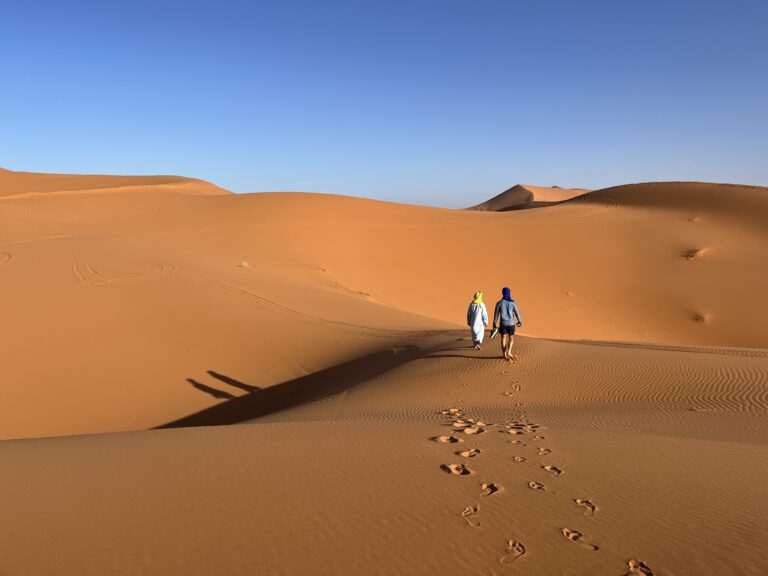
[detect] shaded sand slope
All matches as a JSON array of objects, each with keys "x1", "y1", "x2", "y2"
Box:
[
  {"x1": 469, "y1": 183, "x2": 590, "y2": 210},
  {"x1": 0, "y1": 176, "x2": 767, "y2": 438},
  {"x1": 2, "y1": 335, "x2": 766, "y2": 575}
]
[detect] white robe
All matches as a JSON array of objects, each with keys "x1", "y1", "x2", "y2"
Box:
[{"x1": 468, "y1": 302, "x2": 488, "y2": 344}]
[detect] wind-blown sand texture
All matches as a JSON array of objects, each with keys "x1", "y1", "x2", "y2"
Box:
[{"x1": 1, "y1": 169, "x2": 766, "y2": 575}]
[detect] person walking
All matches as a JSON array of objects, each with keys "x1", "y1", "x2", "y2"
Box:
[
  {"x1": 492, "y1": 287, "x2": 523, "y2": 360},
  {"x1": 467, "y1": 291, "x2": 489, "y2": 350}
]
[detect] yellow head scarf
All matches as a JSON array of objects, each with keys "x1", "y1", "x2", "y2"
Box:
[{"x1": 473, "y1": 291, "x2": 483, "y2": 304}]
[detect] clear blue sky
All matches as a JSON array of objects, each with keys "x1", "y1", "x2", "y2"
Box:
[{"x1": 1, "y1": 0, "x2": 766, "y2": 207}]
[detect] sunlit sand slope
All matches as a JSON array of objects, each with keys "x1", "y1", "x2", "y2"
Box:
[
  {"x1": 469, "y1": 183, "x2": 590, "y2": 210},
  {"x1": 2, "y1": 334, "x2": 766, "y2": 575},
  {"x1": 0, "y1": 176, "x2": 766, "y2": 439}
]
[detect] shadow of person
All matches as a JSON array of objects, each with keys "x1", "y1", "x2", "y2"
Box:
[
  {"x1": 207, "y1": 370, "x2": 261, "y2": 393},
  {"x1": 159, "y1": 345, "x2": 422, "y2": 429},
  {"x1": 187, "y1": 378, "x2": 237, "y2": 400}
]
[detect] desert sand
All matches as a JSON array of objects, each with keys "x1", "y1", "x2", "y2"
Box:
[{"x1": 0, "y1": 168, "x2": 766, "y2": 575}]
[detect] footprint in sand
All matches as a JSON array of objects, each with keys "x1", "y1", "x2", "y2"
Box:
[
  {"x1": 561, "y1": 528, "x2": 598, "y2": 550},
  {"x1": 431, "y1": 435, "x2": 463, "y2": 444},
  {"x1": 510, "y1": 440, "x2": 527, "y2": 447},
  {"x1": 575, "y1": 498, "x2": 597, "y2": 516},
  {"x1": 461, "y1": 505, "x2": 479, "y2": 527},
  {"x1": 537, "y1": 448, "x2": 552, "y2": 456},
  {"x1": 501, "y1": 429, "x2": 524, "y2": 435},
  {"x1": 513, "y1": 456, "x2": 527, "y2": 463},
  {"x1": 528, "y1": 481, "x2": 547, "y2": 491},
  {"x1": 464, "y1": 426, "x2": 485, "y2": 435},
  {"x1": 499, "y1": 540, "x2": 526, "y2": 565},
  {"x1": 533, "y1": 435, "x2": 545, "y2": 441},
  {"x1": 442, "y1": 464, "x2": 472, "y2": 476},
  {"x1": 481, "y1": 483, "x2": 501, "y2": 497},
  {"x1": 457, "y1": 448, "x2": 481, "y2": 458},
  {"x1": 543, "y1": 465, "x2": 563, "y2": 476},
  {"x1": 624, "y1": 559, "x2": 654, "y2": 575}
]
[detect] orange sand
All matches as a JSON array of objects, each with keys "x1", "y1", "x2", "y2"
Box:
[{"x1": 0, "y1": 168, "x2": 766, "y2": 575}]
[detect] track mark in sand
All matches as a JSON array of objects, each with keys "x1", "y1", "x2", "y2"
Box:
[
  {"x1": 70, "y1": 251, "x2": 177, "y2": 286},
  {"x1": 463, "y1": 426, "x2": 485, "y2": 435},
  {"x1": 0, "y1": 252, "x2": 12, "y2": 267},
  {"x1": 543, "y1": 465, "x2": 563, "y2": 476},
  {"x1": 561, "y1": 528, "x2": 598, "y2": 551},
  {"x1": 692, "y1": 312, "x2": 709, "y2": 324},
  {"x1": 501, "y1": 428, "x2": 524, "y2": 435},
  {"x1": 528, "y1": 481, "x2": 547, "y2": 491},
  {"x1": 683, "y1": 247, "x2": 708, "y2": 260},
  {"x1": 442, "y1": 464, "x2": 472, "y2": 476},
  {"x1": 457, "y1": 448, "x2": 481, "y2": 458},
  {"x1": 624, "y1": 559, "x2": 654, "y2": 575},
  {"x1": 510, "y1": 440, "x2": 527, "y2": 447},
  {"x1": 157, "y1": 263, "x2": 177, "y2": 273},
  {"x1": 70, "y1": 251, "x2": 108, "y2": 286},
  {"x1": 537, "y1": 448, "x2": 552, "y2": 456},
  {"x1": 499, "y1": 540, "x2": 526, "y2": 565},
  {"x1": 575, "y1": 499, "x2": 597, "y2": 516},
  {"x1": 431, "y1": 435, "x2": 462, "y2": 444},
  {"x1": 481, "y1": 483, "x2": 501, "y2": 497},
  {"x1": 533, "y1": 435, "x2": 545, "y2": 441},
  {"x1": 461, "y1": 505, "x2": 480, "y2": 527},
  {"x1": 513, "y1": 456, "x2": 527, "y2": 463}
]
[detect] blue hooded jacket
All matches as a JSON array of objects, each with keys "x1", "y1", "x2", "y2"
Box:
[{"x1": 493, "y1": 288, "x2": 523, "y2": 327}]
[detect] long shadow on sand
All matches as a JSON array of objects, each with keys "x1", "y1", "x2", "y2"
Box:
[
  {"x1": 421, "y1": 354, "x2": 505, "y2": 361},
  {"x1": 156, "y1": 346, "x2": 422, "y2": 429}
]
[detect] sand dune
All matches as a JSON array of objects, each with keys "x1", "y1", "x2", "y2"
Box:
[
  {"x1": 0, "y1": 168, "x2": 229, "y2": 197},
  {"x1": 469, "y1": 183, "x2": 590, "y2": 211},
  {"x1": 0, "y1": 170, "x2": 766, "y2": 574}
]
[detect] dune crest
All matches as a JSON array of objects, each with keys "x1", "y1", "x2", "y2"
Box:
[
  {"x1": 468, "y1": 183, "x2": 590, "y2": 211},
  {"x1": 0, "y1": 169, "x2": 230, "y2": 197}
]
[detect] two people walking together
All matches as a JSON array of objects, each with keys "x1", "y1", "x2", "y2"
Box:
[{"x1": 466, "y1": 287, "x2": 522, "y2": 360}]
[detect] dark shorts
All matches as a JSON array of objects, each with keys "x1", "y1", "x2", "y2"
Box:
[{"x1": 499, "y1": 324, "x2": 516, "y2": 336}]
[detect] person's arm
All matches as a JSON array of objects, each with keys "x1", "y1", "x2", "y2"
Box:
[
  {"x1": 493, "y1": 301, "x2": 500, "y2": 327},
  {"x1": 482, "y1": 303, "x2": 489, "y2": 326},
  {"x1": 513, "y1": 302, "x2": 522, "y2": 327},
  {"x1": 467, "y1": 304, "x2": 473, "y2": 326}
]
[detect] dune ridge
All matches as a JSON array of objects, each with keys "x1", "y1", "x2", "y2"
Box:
[
  {"x1": 0, "y1": 168, "x2": 230, "y2": 197},
  {"x1": 0, "y1": 170, "x2": 766, "y2": 575},
  {"x1": 468, "y1": 183, "x2": 590, "y2": 211}
]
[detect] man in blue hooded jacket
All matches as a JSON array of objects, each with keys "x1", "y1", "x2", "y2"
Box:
[{"x1": 493, "y1": 287, "x2": 523, "y2": 360}]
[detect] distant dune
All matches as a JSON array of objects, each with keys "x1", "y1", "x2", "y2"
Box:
[
  {"x1": 468, "y1": 183, "x2": 590, "y2": 211},
  {"x1": 0, "y1": 170, "x2": 766, "y2": 575},
  {"x1": 0, "y1": 167, "x2": 230, "y2": 197}
]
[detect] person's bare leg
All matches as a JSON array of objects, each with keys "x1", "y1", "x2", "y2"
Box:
[
  {"x1": 501, "y1": 334, "x2": 508, "y2": 358},
  {"x1": 506, "y1": 335, "x2": 515, "y2": 360}
]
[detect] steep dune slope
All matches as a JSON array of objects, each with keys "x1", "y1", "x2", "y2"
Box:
[{"x1": 469, "y1": 183, "x2": 589, "y2": 210}]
